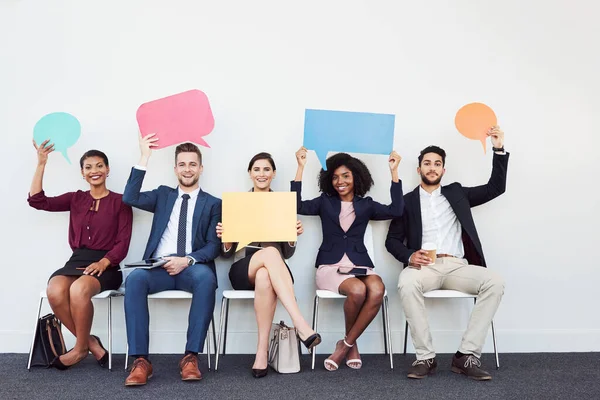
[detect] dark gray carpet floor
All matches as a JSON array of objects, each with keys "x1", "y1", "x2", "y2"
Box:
[{"x1": 1, "y1": 353, "x2": 598, "y2": 400}]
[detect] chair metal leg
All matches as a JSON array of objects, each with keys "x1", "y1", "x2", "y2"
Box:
[
  {"x1": 108, "y1": 296, "x2": 113, "y2": 371},
  {"x1": 223, "y1": 298, "x2": 230, "y2": 355},
  {"x1": 381, "y1": 301, "x2": 388, "y2": 355},
  {"x1": 206, "y1": 319, "x2": 212, "y2": 371},
  {"x1": 215, "y1": 296, "x2": 227, "y2": 371},
  {"x1": 124, "y1": 345, "x2": 129, "y2": 370},
  {"x1": 383, "y1": 295, "x2": 393, "y2": 369},
  {"x1": 403, "y1": 321, "x2": 409, "y2": 355},
  {"x1": 311, "y1": 296, "x2": 319, "y2": 371},
  {"x1": 27, "y1": 296, "x2": 44, "y2": 370},
  {"x1": 212, "y1": 316, "x2": 217, "y2": 356},
  {"x1": 491, "y1": 320, "x2": 499, "y2": 369}
]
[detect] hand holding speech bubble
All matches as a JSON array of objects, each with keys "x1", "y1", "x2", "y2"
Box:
[
  {"x1": 455, "y1": 103, "x2": 497, "y2": 153},
  {"x1": 303, "y1": 109, "x2": 395, "y2": 170},
  {"x1": 136, "y1": 90, "x2": 214, "y2": 149},
  {"x1": 222, "y1": 192, "x2": 297, "y2": 250},
  {"x1": 33, "y1": 112, "x2": 81, "y2": 164}
]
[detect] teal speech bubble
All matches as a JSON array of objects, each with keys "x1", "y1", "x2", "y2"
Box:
[{"x1": 33, "y1": 112, "x2": 81, "y2": 164}]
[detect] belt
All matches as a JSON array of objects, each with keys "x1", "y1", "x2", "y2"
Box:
[{"x1": 436, "y1": 254, "x2": 456, "y2": 258}]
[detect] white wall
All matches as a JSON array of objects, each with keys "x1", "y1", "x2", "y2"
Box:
[{"x1": 1, "y1": 0, "x2": 599, "y2": 355}]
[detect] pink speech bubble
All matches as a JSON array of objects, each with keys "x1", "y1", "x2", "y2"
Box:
[{"x1": 136, "y1": 90, "x2": 214, "y2": 149}]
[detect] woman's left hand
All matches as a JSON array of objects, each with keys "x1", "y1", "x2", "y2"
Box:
[
  {"x1": 296, "y1": 220, "x2": 304, "y2": 236},
  {"x1": 388, "y1": 151, "x2": 401, "y2": 172},
  {"x1": 83, "y1": 260, "x2": 109, "y2": 277}
]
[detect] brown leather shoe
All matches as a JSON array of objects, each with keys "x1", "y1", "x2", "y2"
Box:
[
  {"x1": 451, "y1": 354, "x2": 492, "y2": 381},
  {"x1": 125, "y1": 358, "x2": 153, "y2": 386},
  {"x1": 179, "y1": 354, "x2": 202, "y2": 381}
]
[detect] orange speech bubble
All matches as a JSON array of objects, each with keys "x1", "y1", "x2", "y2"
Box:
[{"x1": 455, "y1": 103, "x2": 497, "y2": 153}]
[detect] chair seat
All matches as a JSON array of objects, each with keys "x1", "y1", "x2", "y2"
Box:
[
  {"x1": 316, "y1": 289, "x2": 388, "y2": 299},
  {"x1": 147, "y1": 290, "x2": 192, "y2": 299},
  {"x1": 222, "y1": 290, "x2": 255, "y2": 299},
  {"x1": 423, "y1": 289, "x2": 475, "y2": 299},
  {"x1": 39, "y1": 289, "x2": 124, "y2": 299}
]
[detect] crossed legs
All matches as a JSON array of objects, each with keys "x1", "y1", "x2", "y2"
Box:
[{"x1": 248, "y1": 247, "x2": 316, "y2": 370}]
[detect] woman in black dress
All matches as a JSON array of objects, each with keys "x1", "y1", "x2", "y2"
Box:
[
  {"x1": 216, "y1": 152, "x2": 320, "y2": 378},
  {"x1": 28, "y1": 140, "x2": 133, "y2": 369}
]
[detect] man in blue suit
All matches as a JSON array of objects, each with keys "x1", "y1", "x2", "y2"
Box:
[{"x1": 122, "y1": 134, "x2": 221, "y2": 386}]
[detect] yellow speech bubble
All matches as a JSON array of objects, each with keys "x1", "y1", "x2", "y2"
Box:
[{"x1": 222, "y1": 192, "x2": 298, "y2": 250}]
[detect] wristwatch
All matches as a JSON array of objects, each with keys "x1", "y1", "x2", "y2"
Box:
[
  {"x1": 492, "y1": 146, "x2": 505, "y2": 153},
  {"x1": 186, "y1": 256, "x2": 194, "y2": 266}
]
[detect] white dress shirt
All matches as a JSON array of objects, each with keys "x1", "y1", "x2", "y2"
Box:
[
  {"x1": 419, "y1": 186, "x2": 464, "y2": 258},
  {"x1": 133, "y1": 165, "x2": 199, "y2": 260}
]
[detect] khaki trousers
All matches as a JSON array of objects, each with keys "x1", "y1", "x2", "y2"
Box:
[{"x1": 398, "y1": 257, "x2": 504, "y2": 360}]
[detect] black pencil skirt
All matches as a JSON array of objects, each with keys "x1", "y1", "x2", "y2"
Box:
[{"x1": 49, "y1": 248, "x2": 123, "y2": 292}]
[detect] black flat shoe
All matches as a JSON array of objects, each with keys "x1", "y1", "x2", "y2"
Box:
[
  {"x1": 252, "y1": 367, "x2": 268, "y2": 378},
  {"x1": 299, "y1": 332, "x2": 322, "y2": 351},
  {"x1": 91, "y1": 335, "x2": 108, "y2": 368}
]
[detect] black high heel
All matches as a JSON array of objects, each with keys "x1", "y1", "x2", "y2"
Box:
[
  {"x1": 91, "y1": 335, "x2": 108, "y2": 368},
  {"x1": 51, "y1": 351, "x2": 85, "y2": 370},
  {"x1": 299, "y1": 332, "x2": 322, "y2": 351},
  {"x1": 252, "y1": 367, "x2": 268, "y2": 378}
]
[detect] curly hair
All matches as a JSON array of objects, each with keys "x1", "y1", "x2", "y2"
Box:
[{"x1": 318, "y1": 153, "x2": 374, "y2": 197}]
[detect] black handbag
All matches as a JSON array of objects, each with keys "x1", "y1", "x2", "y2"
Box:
[{"x1": 30, "y1": 313, "x2": 67, "y2": 368}]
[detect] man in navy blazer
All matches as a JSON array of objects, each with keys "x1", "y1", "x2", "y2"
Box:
[
  {"x1": 386, "y1": 126, "x2": 507, "y2": 381},
  {"x1": 122, "y1": 134, "x2": 221, "y2": 386}
]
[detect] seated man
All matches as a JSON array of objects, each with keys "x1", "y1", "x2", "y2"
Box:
[
  {"x1": 385, "y1": 126, "x2": 508, "y2": 381},
  {"x1": 122, "y1": 134, "x2": 221, "y2": 386}
]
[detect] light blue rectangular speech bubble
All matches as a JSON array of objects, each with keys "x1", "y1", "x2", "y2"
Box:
[{"x1": 303, "y1": 109, "x2": 395, "y2": 169}]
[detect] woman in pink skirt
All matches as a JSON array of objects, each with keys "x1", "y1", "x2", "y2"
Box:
[{"x1": 291, "y1": 147, "x2": 404, "y2": 371}]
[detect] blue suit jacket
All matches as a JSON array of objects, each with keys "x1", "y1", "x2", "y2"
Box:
[
  {"x1": 123, "y1": 168, "x2": 222, "y2": 279},
  {"x1": 291, "y1": 180, "x2": 404, "y2": 268}
]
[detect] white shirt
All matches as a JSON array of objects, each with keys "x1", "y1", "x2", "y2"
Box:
[
  {"x1": 154, "y1": 186, "x2": 200, "y2": 259},
  {"x1": 419, "y1": 186, "x2": 464, "y2": 258},
  {"x1": 133, "y1": 165, "x2": 199, "y2": 260}
]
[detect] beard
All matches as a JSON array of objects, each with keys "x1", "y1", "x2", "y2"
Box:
[
  {"x1": 178, "y1": 175, "x2": 199, "y2": 187},
  {"x1": 420, "y1": 171, "x2": 443, "y2": 186}
]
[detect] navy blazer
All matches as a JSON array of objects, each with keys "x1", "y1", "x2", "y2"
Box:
[
  {"x1": 291, "y1": 180, "x2": 404, "y2": 268},
  {"x1": 385, "y1": 153, "x2": 509, "y2": 268},
  {"x1": 123, "y1": 168, "x2": 222, "y2": 278}
]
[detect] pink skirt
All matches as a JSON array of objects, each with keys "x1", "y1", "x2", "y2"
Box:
[{"x1": 315, "y1": 265, "x2": 379, "y2": 294}]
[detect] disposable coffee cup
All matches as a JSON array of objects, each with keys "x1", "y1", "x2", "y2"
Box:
[{"x1": 421, "y1": 242, "x2": 436, "y2": 265}]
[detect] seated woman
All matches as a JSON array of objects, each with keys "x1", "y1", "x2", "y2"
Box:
[
  {"x1": 216, "y1": 152, "x2": 321, "y2": 378},
  {"x1": 292, "y1": 147, "x2": 403, "y2": 371},
  {"x1": 28, "y1": 140, "x2": 133, "y2": 370}
]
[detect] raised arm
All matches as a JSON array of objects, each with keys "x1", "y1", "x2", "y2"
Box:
[
  {"x1": 371, "y1": 151, "x2": 404, "y2": 220},
  {"x1": 28, "y1": 139, "x2": 74, "y2": 211},
  {"x1": 291, "y1": 146, "x2": 323, "y2": 215},
  {"x1": 216, "y1": 222, "x2": 238, "y2": 258},
  {"x1": 463, "y1": 126, "x2": 509, "y2": 207},
  {"x1": 122, "y1": 133, "x2": 160, "y2": 211}
]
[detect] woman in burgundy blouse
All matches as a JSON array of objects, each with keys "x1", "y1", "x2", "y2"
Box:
[{"x1": 28, "y1": 140, "x2": 133, "y2": 370}]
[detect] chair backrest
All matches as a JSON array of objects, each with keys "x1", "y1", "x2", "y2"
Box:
[{"x1": 364, "y1": 222, "x2": 374, "y2": 255}]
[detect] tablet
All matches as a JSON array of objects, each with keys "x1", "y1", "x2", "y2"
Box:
[{"x1": 123, "y1": 258, "x2": 168, "y2": 269}]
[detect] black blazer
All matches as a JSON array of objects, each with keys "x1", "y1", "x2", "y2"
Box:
[
  {"x1": 291, "y1": 180, "x2": 404, "y2": 268},
  {"x1": 385, "y1": 153, "x2": 509, "y2": 268}
]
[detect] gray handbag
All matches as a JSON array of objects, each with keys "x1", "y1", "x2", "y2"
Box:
[{"x1": 268, "y1": 321, "x2": 301, "y2": 373}]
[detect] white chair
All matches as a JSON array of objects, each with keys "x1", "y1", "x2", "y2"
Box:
[
  {"x1": 310, "y1": 223, "x2": 394, "y2": 370},
  {"x1": 402, "y1": 289, "x2": 499, "y2": 369},
  {"x1": 123, "y1": 290, "x2": 216, "y2": 371},
  {"x1": 214, "y1": 290, "x2": 255, "y2": 370},
  {"x1": 27, "y1": 289, "x2": 123, "y2": 371}
]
